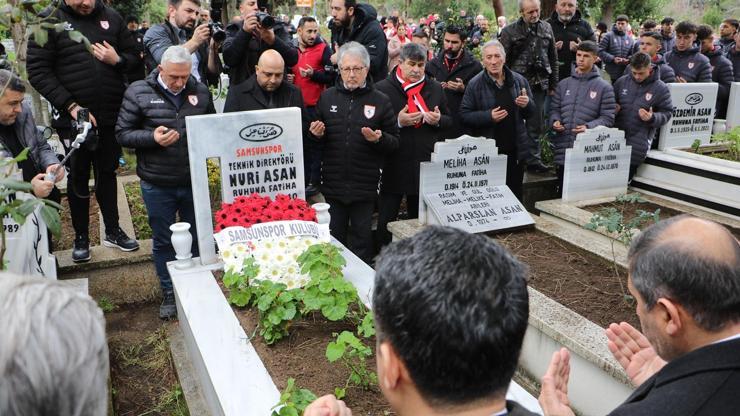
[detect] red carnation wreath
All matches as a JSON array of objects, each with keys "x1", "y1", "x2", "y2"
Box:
[{"x1": 214, "y1": 193, "x2": 317, "y2": 231}]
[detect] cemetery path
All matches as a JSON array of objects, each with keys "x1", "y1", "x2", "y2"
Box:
[{"x1": 106, "y1": 302, "x2": 189, "y2": 416}]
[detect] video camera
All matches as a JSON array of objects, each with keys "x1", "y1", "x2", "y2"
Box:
[
  {"x1": 208, "y1": 21, "x2": 226, "y2": 42},
  {"x1": 255, "y1": 11, "x2": 276, "y2": 29}
]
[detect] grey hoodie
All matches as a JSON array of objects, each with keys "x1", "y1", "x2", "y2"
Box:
[
  {"x1": 665, "y1": 46, "x2": 712, "y2": 82},
  {"x1": 549, "y1": 65, "x2": 616, "y2": 165}
]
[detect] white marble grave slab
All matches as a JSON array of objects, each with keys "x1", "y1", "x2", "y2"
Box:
[
  {"x1": 186, "y1": 108, "x2": 305, "y2": 264},
  {"x1": 419, "y1": 135, "x2": 507, "y2": 222},
  {"x1": 658, "y1": 82, "x2": 718, "y2": 149},
  {"x1": 726, "y1": 82, "x2": 740, "y2": 129},
  {"x1": 424, "y1": 185, "x2": 534, "y2": 233},
  {"x1": 562, "y1": 127, "x2": 631, "y2": 202}
]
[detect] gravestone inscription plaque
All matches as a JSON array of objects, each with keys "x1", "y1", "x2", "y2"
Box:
[{"x1": 658, "y1": 83, "x2": 718, "y2": 149}]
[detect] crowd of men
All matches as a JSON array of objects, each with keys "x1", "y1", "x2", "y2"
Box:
[{"x1": 1, "y1": 0, "x2": 739, "y2": 319}]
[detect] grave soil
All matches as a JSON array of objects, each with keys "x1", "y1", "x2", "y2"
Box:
[
  {"x1": 215, "y1": 277, "x2": 392, "y2": 415},
  {"x1": 124, "y1": 182, "x2": 153, "y2": 240},
  {"x1": 493, "y1": 229, "x2": 640, "y2": 330},
  {"x1": 582, "y1": 200, "x2": 740, "y2": 239},
  {"x1": 106, "y1": 302, "x2": 189, "y2": 416},
  {"x1": 52, "y1": 193, "x2": 100, "y2": 251}
]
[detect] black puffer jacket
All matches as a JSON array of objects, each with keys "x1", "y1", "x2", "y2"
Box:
[
  {"x1": 27, "y1": 1, "x2": 139, "y2": 127},
  {"x1": 547, "y1": 10, "x2": 596, "y2": 84},
  {"x1": 704, "y1": 46, "x2": 734, "y2": 119},
  {"x1": 425, "y1": 49, "x2": 483, "y2": 138},
  {"x1": 314, "y1": 80, "x2": 399, "y2": 201},
  {"x1": 376, "y1": 70, "x2": 451, "y2": 195},
  {"x1": 729, "y1": 47, "x2": 740, "y2": 82},
  {"x1": 115, "y1": 71, "x2": 215, "y2": 186},
  {"x1": 598, "y1": 25, "x2": 635, "y2": 82},
  {"x1": 665, "y1": 46, "x2": 712, "y2": 82},
  {"x1": 499, "y1": 17, "x2": 559, "y2": 90},
  {"x1": 330, "y1": 4, "x2": 388, "y2": 83},
  {"x1": 623, "y1": 54, "x2": 676, "y2": 83}
]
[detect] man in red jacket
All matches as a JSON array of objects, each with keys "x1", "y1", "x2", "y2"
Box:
[{"x1": 291, "y1": 16, "x2": 334, "y2": 196}]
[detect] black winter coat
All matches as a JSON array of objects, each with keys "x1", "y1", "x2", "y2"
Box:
[
  {"x1": 665, "y1": 46, "x2": 712, "y2": 82},
  {"x1": 222, "y1": 21, "x2": 297, "y2": 87},
  {"x1": 314, "y1": 81, "x2": 399, "y2": 201},
  {"x1": 728, "y1": 47, "x2": 740, "y2": 82},
  {"x1": 27, "y1": 1, "x2": 139, "y2": 127},
  {"x1": 330, "y1": 4, "x2": 388, "y2": 83},
  {"x1": 549, "y1": 65, "x2": 616, "y2": 165},
  {"x1": 499, "y1": 18, "x2": 559, "y2": 90},
  {"x1": 614, "y1": 67, "x2": 672, "y2": 166},
  {"x1": 115, "y1": 71, "x2": 215, "y2": 186},
  {"x1": 426, "y1": 49, "x2": 483, "y2": 139},
  {"x1": 598, "y1": 26, "x2": 635, "y2": 82},
  {"x1": 608, "y1": 338, "x2": 740, "y2": 416},
  {"x1": 459, "y1": 67, "x2": 536, "y2": 163},
  {"x1": 704, "y1": 46, "x2": 735, "y2": 119},
  {"x1": 376, "y1": 71, "x2": 452, "y2": 195},
  {"x1": 623, "y1": 54, "x2": 676, "y2": 84},
  {"x1": 547, "y1": 10, "x2": 596, "y2": 84},
  {"x1": 224, "y1": 74, "x2": 305, "y2": 113}
]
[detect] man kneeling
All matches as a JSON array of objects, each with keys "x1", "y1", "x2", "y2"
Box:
[{"x1": 305, "y1": 226, "x2": 537, "y2": 416}]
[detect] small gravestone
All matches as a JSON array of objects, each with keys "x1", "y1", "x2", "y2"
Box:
[
  {"x1": 419, "y1": 135, "x2": 533, "y2": 233},
  {"x1": 562, "y1": 127, "x2": 631, "y2": 202},
  {"x1": 726, "y1": 82, "x2": 740, "y2": 129},
  {"x1": 658, "y1": 82, "x2": 718, "y2": 149},
  {"x1": 186, "y1": 108, "x2": 304, "y2": 264},
  {"x1": 1, "y1": 192, "x2": 56, "y2": 278}
]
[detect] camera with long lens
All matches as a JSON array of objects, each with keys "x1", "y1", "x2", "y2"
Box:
[
  {"x1": 208, "y1": 22, "x2": 226, "y2": 42},
  {"x1": 255, "y1": 11, "x2": 276, "y2": 29}
]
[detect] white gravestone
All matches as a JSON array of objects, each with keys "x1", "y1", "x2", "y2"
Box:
[
  {"x1": 1, "y1": 192, "x2": 56, "y2": 278},
  {"x1": 726, "y1": 82, "x2": 740, "y2": 129},
  {"x1": 186, "y1": 108, "x2": 305, "y2": 264},
  {"x1": 562, "y1": 127, "x2": 631, "y2": 202},
  {"x1": 419, "y1": 135, "x2": 533, "y2": 233},
  {"x1": 419, "y1": 135, "x2": 507, "y2": 223},
  {"x1": 658, "y1": 82, "x2": 718, "y2": 150}
]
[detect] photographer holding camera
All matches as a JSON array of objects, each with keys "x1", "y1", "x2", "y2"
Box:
[
  {"x1": 222, "y1": 0, "x2": 298, "y2": 87},
  {"x1": 143, "y1": 0, "x2": 222, "y2": 86}
]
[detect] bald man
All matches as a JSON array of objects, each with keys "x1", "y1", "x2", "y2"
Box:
[
  {"x1": 539, "y1": 215, "x2": 740, "y2": 416},
  {"x1": 224, "y1": 49, "x2": 305, "y2": 113}
]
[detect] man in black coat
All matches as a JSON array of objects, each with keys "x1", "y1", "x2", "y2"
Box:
[
  {"x1": 425, "y1": 25, "x2": 483, "y2": 139},
  {"x1": 222, "y1": 0, "x2": 297, "y2": 87},
  {"x1": 224, "y1": 50, "x2": 305, "y2": 113},
  {"x1": 540, "y1": 215, "x2": 740, "y2": 416},
  {"x1": 309, "y1": 42, "x2": 399, "y2": 264},
  {"x1": 546, "y1": 0, "x2": 595, "y2": 85},
  {"x1": 329, "y1": 0, "x2": 388, "y2": 83},
  {"x1": 27, "y1": 0, "x2": 141, "y2": 263},
  {"x1": 460, "y1": 40, "x2": 536, "y2": 200},
  {"x1": 116, "y1": 46, "x2": 215, "y2": 319},
  {"x1": 375, "y1": 43, "x2": 451, "y2": 249}
]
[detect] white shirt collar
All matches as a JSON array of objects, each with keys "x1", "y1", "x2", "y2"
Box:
[{"x1": 157, "y1": 74, "x2": 184, "y2": 96}]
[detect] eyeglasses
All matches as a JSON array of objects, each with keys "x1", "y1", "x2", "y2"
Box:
[{"x1": 339, "y1": 66, "x2": 367, "y2": 74}]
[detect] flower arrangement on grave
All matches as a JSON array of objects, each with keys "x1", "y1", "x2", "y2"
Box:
[{"x1": 214, "y1": 193, "x2": 317, "y2": 231}]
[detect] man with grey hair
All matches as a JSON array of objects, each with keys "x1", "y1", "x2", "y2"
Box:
[
  {"x1": 546, "y1": 0, "x2": 595, "y2": 85},
  {"x1": 539, "y1": 215, "x2": 740, "y2": 415},
  {"x1": 375, "y1": 42, "x2": 451, "y2": 250},
  {"x1": 460, "y1": 40, "x2": 534, "y2": 199},
  {"x1": 499, "y1": 0, "x2": 558, "y2": 173},
  {"x1": 0, "y1": 273, "x2": 109, "y2": 415},
  {"x1": 309, "y1": 42, "x2": 399, "y2": 263},
  {"x1": 117, "y1": 45, "x2": 215, "y2": 319}
]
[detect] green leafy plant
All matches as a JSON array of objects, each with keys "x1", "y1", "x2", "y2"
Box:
[
  {"x1": 271, "y1": 378, "x2": 317, "y2": 416},
  {"x1": 0, "y1": 148, "x2": 62, "y2": 269},
  {"x1": 299, "y1": 243, "x2": 357, "y2": 321},
  {"x1": 691, "y1": 138, "x2": 702, "y2": 154},
  {"x1": 539, "y1": 129, "x2": 555, "y2": 168},
  {"x1": 710, "y1": 126, "x2": 740, "y2": 162},
  {"x1": 326, "y1": 330, "x2": 378, "y2": 399}
]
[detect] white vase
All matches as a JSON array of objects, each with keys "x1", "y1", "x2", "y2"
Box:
[
  {"x1": 312, "y1": 202, "x2": 331, "y2": 225},
  {"x1": 713, "y1": 119, "x2": 727, "y2": 134},
  {"x1": 170, "y1": 222, "x2": 193, "y2": 269}
]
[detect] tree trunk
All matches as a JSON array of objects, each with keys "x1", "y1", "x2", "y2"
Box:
[
  {"x1": 541, "y1": 0, "x2": 556, "y2": 20},
  {"x1": 601, "y1": 2, "x2": 615, "y2": 26},
  {"x1": 492, "y1": 0, "x2": 505, "y2": 18}
]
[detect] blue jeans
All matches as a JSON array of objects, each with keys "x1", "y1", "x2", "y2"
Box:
[{"x1": 140, "y1": 180, "x2": 199, "y2": 294}]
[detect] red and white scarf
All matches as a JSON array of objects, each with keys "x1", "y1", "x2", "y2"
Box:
[{"x1": 396, "y1": 66, "x2": 428, "y2": 128}]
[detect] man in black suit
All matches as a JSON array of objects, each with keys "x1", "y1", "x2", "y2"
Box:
[{"x1": 539, "y1": 215, "x2": 740, "y2": 416}]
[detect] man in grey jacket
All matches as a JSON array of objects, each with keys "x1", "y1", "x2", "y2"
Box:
[
  {"x1": 665, "y1": 21, "x2": 712, "y2": 83},
  {"x1": 550, "y1": 41, "x2": 616, "y2": 193},
  {"x1": 614, "y1": 53, "x2": 672, "y2": 180}
]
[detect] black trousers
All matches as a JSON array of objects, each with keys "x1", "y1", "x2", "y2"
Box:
[
  {"x1": 325, "y1": 197, "x2": 375, "y2": 265},
  {"x1": 59, "y1": 126, "x2": 121, "y2": 236},
  {"x1": 376, "y1": 192, "x2": 419, "y2": 249},
  {"x1": 504, "y1": 152, "x2": 524, "y2": 201}
]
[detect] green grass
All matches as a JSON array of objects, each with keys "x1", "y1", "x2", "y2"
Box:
[
  {"x1": 97, "y1": 296, "x2": 118, "y2": 313},
  {"x1": 124, "y1": 182, "x2": 153, "y2": 240}
]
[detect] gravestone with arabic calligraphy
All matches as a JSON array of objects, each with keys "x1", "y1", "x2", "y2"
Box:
[{"x1": 186, "y1": 108, "x2": 305, "y2": 264}]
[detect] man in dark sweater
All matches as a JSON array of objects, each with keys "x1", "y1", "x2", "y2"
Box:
[
  {"x1": 116, "y1": 46, "x2": 215, "y2": 319},
  {"x1": 547, "y1": 0, "x2": 595, "y2": 85}
]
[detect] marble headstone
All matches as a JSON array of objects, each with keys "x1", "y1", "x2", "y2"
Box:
[
  {"x1": 419, "y1": 135, "x2": 507, "y2": 222},
  {"x1": 186, "y1": 108, "x2": 305, "y2": 264},
  {"x1": 562, "y1": 127, "x2": 631, "y2": 202},
  {"x1": 658, "y1": 82, "x2": 718, "y2": 149},
  {"x1": 726, "y1": 82, "x2": 740, "y2": 129},
  {"x1": 1, "y1": 192, "x2": 56, "y2": 278}
]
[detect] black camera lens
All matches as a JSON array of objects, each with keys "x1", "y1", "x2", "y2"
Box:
[{"x1": 256, "y1": 12, "x2": 275, "y2": 29}]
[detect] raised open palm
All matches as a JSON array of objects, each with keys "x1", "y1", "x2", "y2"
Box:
[{"x1": 606, "y1": 322, "x2": 667, "y2": 387}]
